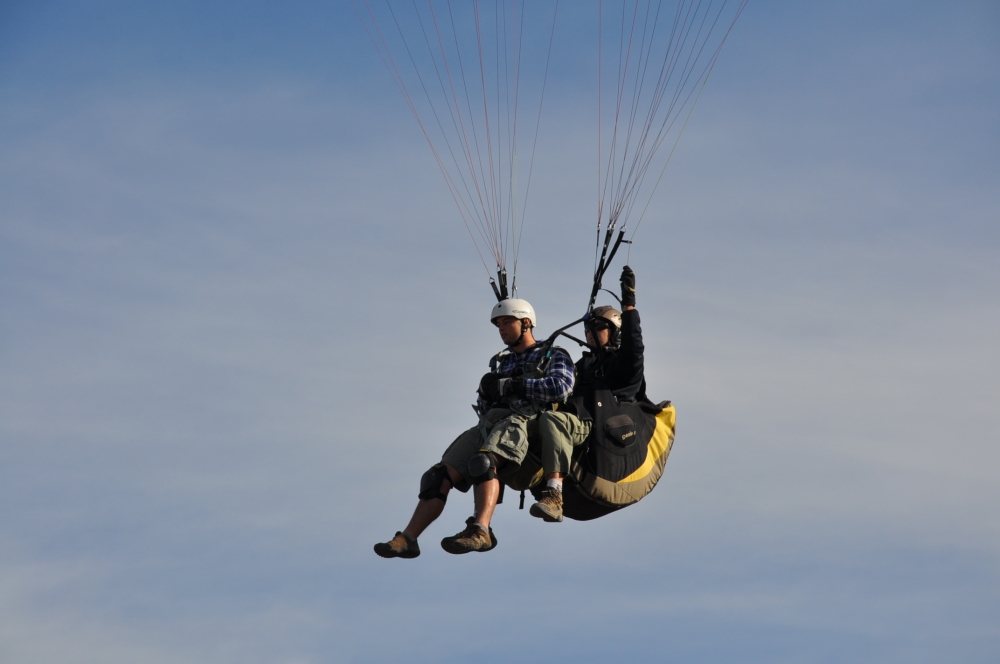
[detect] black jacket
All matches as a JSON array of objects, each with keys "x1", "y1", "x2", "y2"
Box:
[{"x1": 569, "y1": 308, "x2": 646, "y2": 421}]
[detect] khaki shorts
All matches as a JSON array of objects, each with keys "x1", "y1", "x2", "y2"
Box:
[{"x1": 441, "y1": 408, "x2": 539, "y2": 488}]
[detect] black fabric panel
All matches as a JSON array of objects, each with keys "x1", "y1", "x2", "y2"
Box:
[
  {"x1": 562, "y1": 484, "x2": 621, "y2": 520},
  {"x1": 570, "y1": 389, "x2": 656, "y2": 482}
]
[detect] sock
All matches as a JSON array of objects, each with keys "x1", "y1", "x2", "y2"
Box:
[
  {"x1": 402, "y1": 531, "x2": 417, "y2": 544},
  {"x1": 546, "y1": 478, "x2": 563, "y2": 492},
  {"x1": 472, "y1": 522, "x2": 487, "y2": 532}
]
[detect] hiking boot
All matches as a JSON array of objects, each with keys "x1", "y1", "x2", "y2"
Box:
[
  {"x1": 469, "y1": 516, "x2": 498, "y2": 551},
  {"x1": 529, "y1": 487, "x2": 564, "y2": 522},
  {"x1": 374, "y1": 531, "x2": 420, "y2": 559},
  {"x1": 440, "y1": 518, "x2": 496, "y2": 554}
]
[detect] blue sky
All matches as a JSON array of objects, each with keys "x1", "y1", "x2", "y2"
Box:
[{"x1": 2, "y1": 2, "x2": 998, "y2": 663}]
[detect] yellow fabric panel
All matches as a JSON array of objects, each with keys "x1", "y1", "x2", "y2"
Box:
[{"x1": 616, "y1": 404, "x2": 676, "y2": 484}]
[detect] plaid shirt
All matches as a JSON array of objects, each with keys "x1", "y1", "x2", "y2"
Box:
[{"x1": 477, "y1": 343, "x2": 575, "y2": 412}]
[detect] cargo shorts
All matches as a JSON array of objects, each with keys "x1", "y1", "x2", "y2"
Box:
[{"x1": 441, "y1": 407, "x2": 539, "y2": 488}]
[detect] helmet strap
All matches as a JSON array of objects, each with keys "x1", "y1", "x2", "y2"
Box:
[
  {"x1": 609, "y1": 327, "x2": 621, "y2": 348},
  {"x1": 512, "y1": 319, "x2": 531, "y2": 348}
]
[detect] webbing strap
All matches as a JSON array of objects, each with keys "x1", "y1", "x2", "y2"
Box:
[{"x1": 587, "y1": 228, "x2": 626, "y2": 313}]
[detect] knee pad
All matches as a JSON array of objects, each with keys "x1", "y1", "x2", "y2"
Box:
[
  {"x1": 468, "y1": 452, "x2": 497, "y2": 485},
  {"x1": 418, "y1": 463, "x2": 450, "y2": 503}
]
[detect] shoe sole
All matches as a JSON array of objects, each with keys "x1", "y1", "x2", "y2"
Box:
[
  {"x1": 373, "y1": 544, "x2": 420, "y2": 559},
  {"x1": 440, "y1": 540, "x2": 475, "y2": 555},
  {"x1": 529, "y1": 503, "x2": 564, "y2": 522},
  {"x1": 441, "y1": 529, "x2": 498, "y2": 555}
]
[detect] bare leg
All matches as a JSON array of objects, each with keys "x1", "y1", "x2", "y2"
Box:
[
  {"x1": 545, "y1": 472, "x2": 564, "y2": 480},
  {"x1": 402, "y1": 464, "x2": 464, "y2": 538},
  {"x1": 473, "y1": 478, "x2": 500, "y2": 529},
  {"x1": 402, "y1": 498, "x2": 445, "y2": 539}
]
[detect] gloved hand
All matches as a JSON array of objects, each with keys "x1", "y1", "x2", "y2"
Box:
[
  {"x1": 478, "y1": 373, "x2": 502, "y2": 402},
  {"x1": 477, "y1": 373, "x2": 527, "y2": 402},
  {"x1": 620, "y1": 265, "x2": 636, "y2": 308}
]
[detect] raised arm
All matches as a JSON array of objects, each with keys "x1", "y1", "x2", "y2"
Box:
[{"x1": 614, "y1": 266, "x2": 645, "y2": 399}]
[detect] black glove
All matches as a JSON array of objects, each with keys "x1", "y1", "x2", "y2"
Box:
[
  {"x1": 478, "y1": 373, "x2": 527, "y2": 402},
  {"x1": 478, "y1": 373, "x2": 503, "y2": 403},
  {"x1": 620, "y1": 265, "x2": 636, "y2": 308}
]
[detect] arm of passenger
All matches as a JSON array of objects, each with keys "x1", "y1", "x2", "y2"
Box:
[
  {"x1": 522, "y1": 350, "x2": 575, "y2": 403},
  {"x1": 618, "y1": 308, "x2": 645, "y2": 385}
]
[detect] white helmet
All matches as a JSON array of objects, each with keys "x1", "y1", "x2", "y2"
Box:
[{"x1": 490, "y1": 298, "x2": 536, "y2": 328}]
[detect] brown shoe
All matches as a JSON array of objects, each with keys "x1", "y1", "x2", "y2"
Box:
[
  {"x1": 529, "y1": 487, "x2": 564, "y2": 522},
  {"x1": 440, "y1": 519, "x2": 495, "y2": 554},
  {"x1": 374, "y1": 531, "x2": 420, "y2": 559},
  {"x1": 465, "y1": 516, "x2": 497, "y2": 551}
]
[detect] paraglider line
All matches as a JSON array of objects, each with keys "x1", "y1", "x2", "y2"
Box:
[
  {"x1": 354, "y1": 0, "x2": 493, "y2": 278},
  {"x1": 512, "y1": 0, "x2": 558, "y2": 286},
  {"x1": 630, "y1": 0, "x2": 748, "y2": 241}
]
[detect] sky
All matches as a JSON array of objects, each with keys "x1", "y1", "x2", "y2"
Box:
[{"x1": 1, "y1": 1, "x2": 999, "y2": 663}]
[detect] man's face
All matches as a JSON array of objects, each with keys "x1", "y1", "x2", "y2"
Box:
[
  {"x1": 494, "y1": 316, "x2": 523, "y2": 345},
  {"x1": 586, "y1": 321, "x2": 611, "y2": 347}
]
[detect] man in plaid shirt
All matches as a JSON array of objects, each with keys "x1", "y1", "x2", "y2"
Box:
[
  {"x1": 375, "y1": 298, "x2": 574, "y2": 558},
  {"x1": 475, "y1": 339, "x2": 576, "y2": 415}
]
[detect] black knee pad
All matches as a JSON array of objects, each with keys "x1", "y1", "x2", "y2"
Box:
[
  {"x1": 468, "y1": 452, "x2": 497, "y2": 485},
  {"x1": 418, "y1": 463, "x2": 450, "y2": 503}
]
